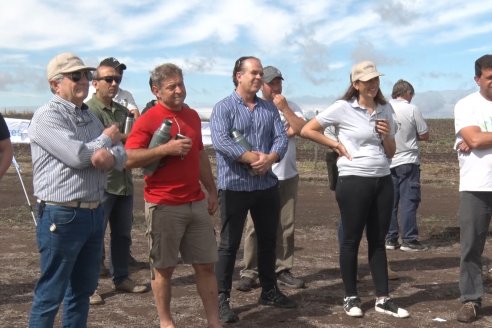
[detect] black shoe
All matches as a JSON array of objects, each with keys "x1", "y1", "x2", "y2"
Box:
[
  {"x1": 218, "y1": 293, "x2": 239, "y2": 323},
  {"x1": 400, "y1": 240, "x2": 428, "y2": 252},
  {"x1": 385, "y1": 238, "x2": 400, "y2": 250},
  {"x1": 259, "y1": 287, "x2": 297, "y2": 308},
  {"x1": 236, "y1": 276, "x2": 258, "y2": 292},
  {"x1": 277, "y1": 270, "x2": 305, "y2": 289}
]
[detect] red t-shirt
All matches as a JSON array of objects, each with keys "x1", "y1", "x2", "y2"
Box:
[{"x1": 125, "y1": 103, "x2": 205, "y2": 205}]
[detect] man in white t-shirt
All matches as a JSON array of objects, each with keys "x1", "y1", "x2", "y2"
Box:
[
  {"x1": 455, "y1": 54, "x2": 492, "y2": 323},
  {"x1": 237, "y1": 66, "x2": 307, "y2": 291},
  {"x1": 385, "y1": 80, "x2": 429, "y2": 252}
]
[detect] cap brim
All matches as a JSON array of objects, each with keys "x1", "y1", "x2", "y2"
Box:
[
  {"x1": 263, "y1": 76, "x2": 284, "y2": 83},
  {"x1": 62, "y1": 65, "x2": 97, "y2": 73},
  {"x1": 358, "y1": 72, "x2": 383, "y2": 82}
]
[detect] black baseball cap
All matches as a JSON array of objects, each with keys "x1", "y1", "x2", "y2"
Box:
[{"x1": 99, "y1": 57, "x2": 127, "y2": 70}]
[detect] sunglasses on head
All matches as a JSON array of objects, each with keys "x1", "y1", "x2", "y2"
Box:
[
  {"x1": 65, "y1": 71, "x2": 93, "y2": 82},
  {"x1": 97, "y1": 76, "x2": 122, "y2": 84}
]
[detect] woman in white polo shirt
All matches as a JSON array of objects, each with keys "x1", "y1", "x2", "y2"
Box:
[{"x1": 301, "y1": 61, "x2": 409, "y2": 319}]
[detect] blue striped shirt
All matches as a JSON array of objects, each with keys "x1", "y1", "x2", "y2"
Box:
[
  {"x1": 29, "y1": 95, "x2": 115, "y2": 202},
  {"x1": 210, "y1": 91, "x2": 288, "y2": 191}
]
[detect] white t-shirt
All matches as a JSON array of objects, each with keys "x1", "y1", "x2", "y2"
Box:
[
  {"x1": 390, "y1": 98, "x2": 428, "y2": 168},
  {"x1": 454, "y1": 91, "x2": 492, "y2": 191},
  {"x1": 272, "y1": 101, "x2": 305, "y2": 180},
  {"x1": 85, "y1": 86, "x2": 138, "y2": 111},
  {"x1": 316, "y1": 98, "x2": 396, "y2": 177}
]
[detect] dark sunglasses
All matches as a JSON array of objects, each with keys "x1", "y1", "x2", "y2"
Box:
[
  {"x1": 97, "y1": 76, "x2": 122, "y2": 84},
  {"x1": 65, "y1": 71, "x2": 93, "y2": 82}
]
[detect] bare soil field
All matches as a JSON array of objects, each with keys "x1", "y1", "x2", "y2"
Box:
[{"x1": 2, "y1": 119, "x2": 492, "y2": 327}]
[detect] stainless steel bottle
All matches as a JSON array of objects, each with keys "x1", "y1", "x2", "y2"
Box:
[{"x1": 143, "y1": 119, "x2": 172, "y2": 176}]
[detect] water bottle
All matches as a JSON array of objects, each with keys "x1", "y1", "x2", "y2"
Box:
[
  {"x1": 124, "y1": 112, "x2": 134, "y2": 134},
  {"x1": 230, "y1": 128, "x2": 251, "y2": 151},
  {"x1": 143, "y1": 119, "x2": 173, "y2": 176},
  {"x1": 230, "y1": 128, "x2": 255, "y2": 175}
]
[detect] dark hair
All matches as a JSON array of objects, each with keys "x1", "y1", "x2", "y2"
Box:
[
  {"x1": 148, "y1": 77, "x2": 153, "y2": 90},
  {"x1": 391, "y1": 79, "x2": 414, "y2": 99},
  {"x1": 339, "y1": 84, "x2": 387, "y2": 105},
  {"x1": 150, "y1": 63, "x2": 183, "y2": 89},
  {"x1": 232, "y1": 56, "x2": 260, "y2": 87},
  {"x1": 475, "y1": 54, "x2": 492, "y2": 77}
]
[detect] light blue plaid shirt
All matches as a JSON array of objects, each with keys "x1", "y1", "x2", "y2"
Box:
[{"x1": 210, "y1": 91, "x2": 288, "y2": 191}]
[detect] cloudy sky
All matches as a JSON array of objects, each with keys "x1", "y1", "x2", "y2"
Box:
[{"x1": 1, "y1": 0, "x2": 491, "y2": 118}]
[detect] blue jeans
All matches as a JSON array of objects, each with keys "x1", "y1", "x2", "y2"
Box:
[
  {"x1": 386, "y1": 164, "x2": 421, "y2": 242},
  {"x1": 29, "y1": 204, "x2": 104, "y2": 328},
  {"x1": 102, "y1": 192, "x2": 133, "y2": 284}
]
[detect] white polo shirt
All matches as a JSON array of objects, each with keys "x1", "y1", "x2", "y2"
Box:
[{"x1": 316, "y1": 98, "x2": 396, "y2": 177}]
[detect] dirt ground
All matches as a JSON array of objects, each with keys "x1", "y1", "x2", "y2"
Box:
[{"x1": 2, "y1": 163, "x2": 492, "y2": 327}]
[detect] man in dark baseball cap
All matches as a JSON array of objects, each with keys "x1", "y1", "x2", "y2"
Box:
[
  {"x1": 99, "y1": 57, "x2": 127, "y2": 72},
  {"x1": 86, "y1": 57, "x2": 140, "y2": 117}
]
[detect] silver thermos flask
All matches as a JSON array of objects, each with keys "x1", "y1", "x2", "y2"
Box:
[{"x1": 143, "y1": 119, "x2": 173, "y2": 176}]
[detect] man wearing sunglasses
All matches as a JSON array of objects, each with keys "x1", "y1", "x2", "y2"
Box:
[
  {"x1": 86, "y1": 63, "x2": 147, "y2": 305},
  {"x1": 28, "y1": 52, "x2": 127, "y2": 327},
  {"x1": 86, "y1": 57, "x2": 140, "y2": 119}
]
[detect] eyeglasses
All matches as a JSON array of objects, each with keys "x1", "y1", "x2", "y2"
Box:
[
  {"x1": 65, "y1": 71, "x2": 93, "y2": 82},
  {"x1": 97, "y1": 76, "x2": 122, "y2": 84}
]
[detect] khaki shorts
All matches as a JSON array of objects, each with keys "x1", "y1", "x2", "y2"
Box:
[{"x1": 145, "y1": 200, "x2": 218, "y2": 271}]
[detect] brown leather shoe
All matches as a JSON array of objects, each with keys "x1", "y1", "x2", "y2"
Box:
[
  {"x1": 89, "y1": 291, "x2": 104, "y2": 305},
  {"x1": 113, "y1": 278, "x2": 147, "y2": 293},
  {"x1": 457, "y1": 302, "x2": 479, "y2": 323},
  {"x1": 236, "y1": 276, "x2": 258, "y2": 292},
  {"x1": 388, "y1": 267, "x2": 399, "y2": 280}
]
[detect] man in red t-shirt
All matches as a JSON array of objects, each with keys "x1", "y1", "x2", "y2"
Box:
[{"x1": 125, "y1": 63, "x2": 221, "y2": 328}]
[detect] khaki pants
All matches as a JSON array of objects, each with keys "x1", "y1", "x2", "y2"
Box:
[{"x1": 241, "y1": 175, "x2": 299, "y2": 278}]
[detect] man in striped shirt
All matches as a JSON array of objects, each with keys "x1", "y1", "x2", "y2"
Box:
[
  {"x1": 28, "y1": 52, "x2": 126, "y2": 328},
  {"x1": 210, "y1": 56, "x2": 295, "y2": 324}
]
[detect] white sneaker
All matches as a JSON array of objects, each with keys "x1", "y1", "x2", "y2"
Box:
[
  {"x1": 375, "y1": 297, "x2": 409, "y2": 318},
  {"x1": 343, "y1": 296, "x2": 363, "y2": 317}
]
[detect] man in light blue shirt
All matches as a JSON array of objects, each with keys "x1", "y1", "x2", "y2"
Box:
[
  {"x1": 210, "y1": 56, "x2": 294, "y2": 323},
  {"x1": 28, "y1": 52, "x2": 126, "y2": 327}
]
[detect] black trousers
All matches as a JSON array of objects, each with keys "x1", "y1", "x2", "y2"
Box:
[
  {"x1": 336, "y1": 175, "x2": 393, "y2": 297},
  {"x1": 216, "y1": 185, "x2": 280, "y2": 295}
]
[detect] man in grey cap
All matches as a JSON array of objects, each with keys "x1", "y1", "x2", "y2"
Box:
[
  {"x1": 237, "y1": 65, "x2": 307, "y2": 292},
  {"x1": 28, "y1": 52, "x2": 127, "y2": 327}
]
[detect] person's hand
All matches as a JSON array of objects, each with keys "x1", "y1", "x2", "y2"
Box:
[
  {"x1": 130, "y1": 108, "x2": 140, "y2": 119},
  {"x1": 334, "y1": 142, "x2": 352, "y2": 161},
  {"x1": 207, "y1": 192, "x2": 218, "y2": 215},
  {"x1": 158, "y1": 137, "x2": 192, "y2": 158},
  {"x1": 375, "y1": 119, "x2": 390, "y2": 139},
  {"x1": 91, "y1": 148, "x2": 115, "y2": 170},
  {"x1": 456, "y1": 140, "x2": 471, "y2": 153},
  {"x1": 103, "y1": 124, "x2": 122, "y2": 145},
  {"x1": 272, "y1": 94, "x2": 289, "y2": 112},
  {"x1": 250, "y1": 151, "x2": 274, "y2": 175}
]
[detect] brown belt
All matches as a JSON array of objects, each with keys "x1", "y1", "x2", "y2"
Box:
[{"x1": 38, "y1": 200, "x2": 100, "y2": 209}]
